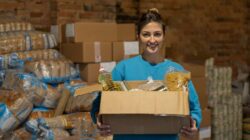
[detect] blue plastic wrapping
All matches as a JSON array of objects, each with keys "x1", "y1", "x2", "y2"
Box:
[
  {"x1": 0, "y1": 70, "x2": 5, "y2": 87},
  {"x1": 24, "y1": 59, "x2": 80, "y2": 84},
  {"x1": 15, "y1": 73, "x2": 47, "y2": 106},
  {"x1": 64, "y1": 80, "x2": 86, "y2": 96},
  {"x1": 0, "y1": 103, "x2": 20, "y2": 135}
]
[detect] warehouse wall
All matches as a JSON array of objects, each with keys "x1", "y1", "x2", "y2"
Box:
[
  {"x1": 0, "y1": 0, "x2": 249, "y2": 78},
  {"x1": 137, "y1": 0, "x2": 250, "y2": 79},
  {"x1": 0, "y1": 0, "x2": 51, "y2": 31}
]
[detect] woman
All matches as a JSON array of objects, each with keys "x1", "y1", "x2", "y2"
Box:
[{"x1": 96, "y1": 8, "x2": 202, "y2": 140}]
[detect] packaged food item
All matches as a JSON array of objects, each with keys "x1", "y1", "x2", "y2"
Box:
[
  {"x1": 0, "y1": 70, "x2": 5, "y2": 86},
  {"x1": 26, "y1": 112, "x2": 87, "y2": 133},
  {"x1": 98, "y1": 69, "x2": 122, "y2": 91},
  {"x1": 24, "y1": 59, "x2": 79, "y2": 84},
  {"x1": 8, "y1": 49, "x2": 63, "y2": 69},
  {"x1": 0, "y1": 31, "x2": 57, "y2": 55},
  {"x1": 0, "y1": 104, "x2": 21, "y2": 137},
  {"x1": 135, "y1": 80, "x2": 166, "y2": 91},
  {"x1": 165, "y1": 70, "x2": 191, "y2": 91},
  {"x1": 29, "y1": 107, "x2": 55, "y2": 120},
  {"x1": 9, "y1": 127, "x2": 32, "y2": 140},
  {"x1": 0, "y1": 21, "x2": 33, "y2": 32},
  {"x1": 14, "y1": 73, "x2": 47, "y2": 106},
  {"x1": 0, "y1": 89, "x2": 33, "y2": 122},
  {"x1": 65, "y1": 91, "x2": 99, "y2": 113},
  {"x1": 41, "y1": 85, "x2": 61, "y2": 108}
]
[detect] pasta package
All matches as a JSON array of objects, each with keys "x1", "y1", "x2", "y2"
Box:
[
  {"x1": 165, "y1": 71, "x2": 191, "y2": 91},
  {"x1": 29, "y1": 108, "x2": 55, "y2": 120},
  {"x1": 0, "y1": 31, "x2": 57, "y2": 55},
  {"x1": 0, "y1": 106, "x2": 20, "y2": 137},
  {"x1": 9, "y1": 127, "x2": 32, "y2": 140},
  {"x1": 41, "y1": 85, "x2": 61, "y2": 108},
  {"x1": 0, "y1": 89, "x2": 33, "y2": 122},
  {"x1": 14, "y1": 73, "x2": 47, "y2": 106},
  {"x1": 26, "y1": 112, "x2": 87, "y2": 132},
  {"x1": 65, "y1": 91, "x2": 99, "y2": 113},
  {"x1": 8, "y1": 49, "x2": 64, "y2": 69},
  {"x1": 0, "y1": 21, "x2": 33, "y2": 32},
  {"x1": 24, "y1": 59, "x2": 79, "y2": 84}
]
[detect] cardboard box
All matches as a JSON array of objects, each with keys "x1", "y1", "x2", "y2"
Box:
[
  {"x1": 192, "y1": 77, "x2": 208, "y2": 109},
  {"x1": 180, "y1": 127, "x2": 211, "y2": 140},
  {"x1": 63, "y1": 22, "x2": 117, "y2": 43},
  {"x1": 100, "y1": 81, "x2": 190, "y2": 134},
  {"x1": 181, "y1": 62, "x2": 205, "y2": 77},
  {"x1": 117, "y1": 23, "x2": 136, "y2": 41},
  {"x1": 112, "y1": 41, "x2": 139, "y2": 62},
  {"x1": 79, "y1": 62, "x2": 116, "y2": 83},
  {"x1": 200, "y1": 109, "x2": 211, "y2": 128},
  {"x1": 61, "y1": 42, "x2": 112, "y2": 63}
]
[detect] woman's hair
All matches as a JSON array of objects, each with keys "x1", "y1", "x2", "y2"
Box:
[{"x1": 137, "y1": 8, "x2": 166, "y2": 35}]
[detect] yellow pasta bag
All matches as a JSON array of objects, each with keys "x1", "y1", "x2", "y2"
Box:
[{"x1": 165, "y1": 70, "x2": 191, "y2": 91}]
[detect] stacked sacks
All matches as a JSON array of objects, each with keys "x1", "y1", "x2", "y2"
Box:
[
  {"x1": 0, "y1": 89, "x2": 33, "y2": 137},
  {"x1": 0, "y1": 31, "x2": 57, "y2": 55},
  {"x1": 2, "y1": 71, "x2": 61, "y2": 109},
  {"x1": 0, "y1": 21, "x2": 33, "y2": 32},
  {"x1": 25, "y1": 112, "x2": 92, "y2": 139},
  {"x1": 24, "y1": 59, "x2": 79, "y2": 84},
  {"x1": 63, "y1": 80, "x2": 99, "y2": 113}
]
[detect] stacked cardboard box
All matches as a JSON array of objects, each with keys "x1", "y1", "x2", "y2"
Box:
[
  {"x1": 180, "y1": 62, "x2": 211, "y2": 140},
  {"x1": 113, "y1": 23, "x2": 138, "y2": 62},
  {"x1": 59, "y1": 22, "x2": 138, "y2": 83}
]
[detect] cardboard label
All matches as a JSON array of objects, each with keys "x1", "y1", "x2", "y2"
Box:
[
  {"x1": 100, "y1": 62, "x2": 116, "y2": 73},
  {"x1": 123, "y1": 41, "x2": 139, "y2": 55},
  {"x1": 199, "y1": 127, "x2": 211, "y2": 139},
  {"x1": 66, "y1": 24, "x2": 75, "y2": 37}
]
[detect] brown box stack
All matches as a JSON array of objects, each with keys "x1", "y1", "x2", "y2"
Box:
[
  {"x1": 180, "y1": 62, "x2": 211, "y2": 140},
  {"x1": 112, "y1": 23, "x2": 139, "y2": 62},
  {"x1": 79, "y1": 62, "x2": 116, "y2": 83}
]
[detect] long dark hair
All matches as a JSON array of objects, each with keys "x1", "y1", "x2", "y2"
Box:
[{"x1": 137, "y1": 8, "x2": 166, "y2": 35}]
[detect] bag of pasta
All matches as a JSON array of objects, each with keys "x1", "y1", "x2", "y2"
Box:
[
  {"x1": 8, "y1": 127, "x2": 32, "y2": 140},
  {"x1": 26, "y1": 112, "x2": 86, "y2": 134},
  {"x1": 24, "y1": 59, "x2": 79, "y2": 84},
  {"x1": 28, "y1": 107, "x2": 55, "y2": 121},
  {"x1": 0, "y1": 90, "x2": 33, "y2": 137},
  {"x1": 165, "y1": 70, "x2": 191, "y2": 91},
  {"x1": 0, "y1": 89, "x2": 33, "y2": 122}
]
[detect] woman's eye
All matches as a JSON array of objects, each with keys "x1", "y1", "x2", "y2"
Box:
[
  {"x1": 154, "y1": 32, "x2": 162, "y2": 37},
  {"x1": 142, "y1": 33, "x2": 150, "y2": 37}
]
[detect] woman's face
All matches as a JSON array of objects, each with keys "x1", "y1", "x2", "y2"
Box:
[{"x1": 139, "y1": 22, "x2": 164, "y2": 54}]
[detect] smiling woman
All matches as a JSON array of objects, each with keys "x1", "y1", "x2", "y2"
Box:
[{"x1": 94, "y1": 8, "x2": 202, "y2": 140}]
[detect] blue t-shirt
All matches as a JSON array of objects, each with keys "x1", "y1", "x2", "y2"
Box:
[{"x1": 111, "y1": 55, "x2": 202, "y2": 140}]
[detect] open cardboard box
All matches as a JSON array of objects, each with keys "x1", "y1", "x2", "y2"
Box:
[{"x1": 99, "y1": 81, "x2": 190, "y2": 134}]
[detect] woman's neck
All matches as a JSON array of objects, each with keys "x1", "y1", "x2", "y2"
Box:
[{"x1": 142, "y1": 52, "x2": 164, "y2": 64}]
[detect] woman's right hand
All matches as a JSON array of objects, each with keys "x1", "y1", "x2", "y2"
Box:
[{"x1": 97, "y1": 115, "x2": 112, "y2": 136}]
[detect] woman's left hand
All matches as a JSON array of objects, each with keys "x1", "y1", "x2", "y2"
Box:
[{"x1": 180, "y1": 118, "x2": 198, "y2": 138}]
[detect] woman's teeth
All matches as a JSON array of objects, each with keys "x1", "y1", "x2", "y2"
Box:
[{"x1": 147, "y1": 42, "x2": 159, "y2": 48}]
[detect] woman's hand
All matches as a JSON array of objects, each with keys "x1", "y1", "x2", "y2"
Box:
[
  {"x1": 180, "y1": 118, "x2": 198, "y2": 138},
  {"x1": 96, "y1": 115, "x2": 112, "y2": 136}
]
